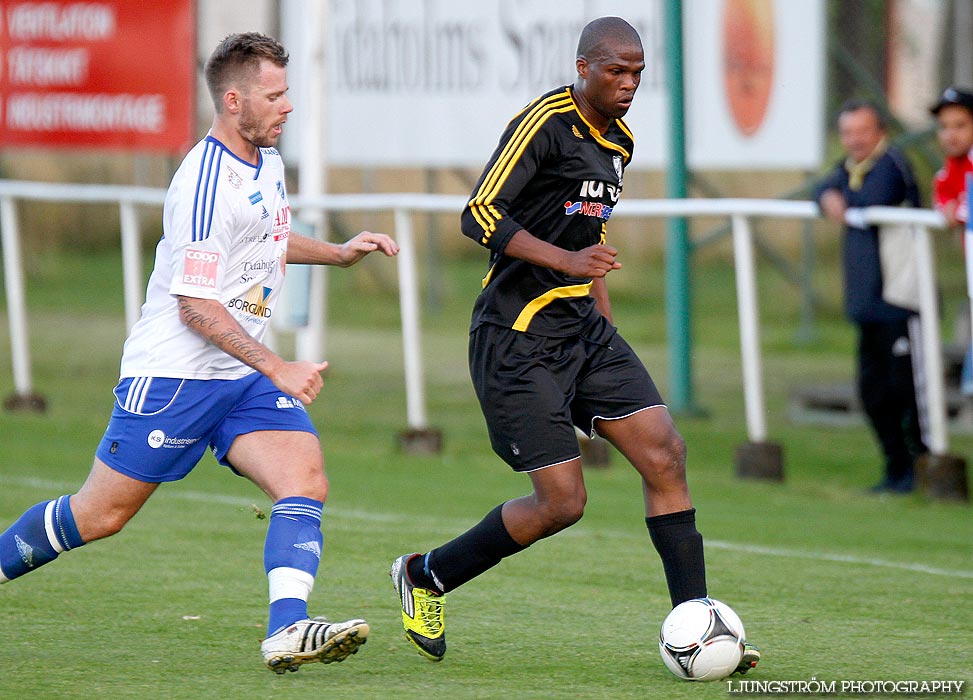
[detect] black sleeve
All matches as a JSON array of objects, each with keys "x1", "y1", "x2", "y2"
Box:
[{"x1": 460, "y1": 113, "x2": 553, "y2": 255}]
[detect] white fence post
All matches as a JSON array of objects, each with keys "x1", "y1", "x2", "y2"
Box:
[
  {"x1": 119, "y1": 201, "x2": 143, "y2": 332},
  {"x1": 731, "y1": 214, "x2": 768, "y2": 443},
  {"x1": 912, "y1": 224, "x2": 949, "y2": 454},
  {"x1": 295, "y1": 240, "x2": 327, "y2": 362},
  {"x1": 0, "y1": 195, "x2": 43, "y2": 409},
  {"x1": 393, "y1": 207, "x2": 428, "y2": 432}
]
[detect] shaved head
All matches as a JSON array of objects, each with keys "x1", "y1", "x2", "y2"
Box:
[
  {"x1": 572, "y1": 16, "x2": 644, "y2": 130},
  {"x1": 576, "y1": 16, "x2": 642, "y2": 61}
]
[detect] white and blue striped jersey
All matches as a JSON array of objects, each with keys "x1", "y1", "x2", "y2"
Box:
[{"x1": 119, "y1": 133, "x2": 291, "y2": 380}]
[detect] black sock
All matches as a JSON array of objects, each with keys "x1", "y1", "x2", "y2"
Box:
[
  {"x1": 646, "y1": 508, "x2": 707, "y2": 606},
  {"x1": 408, "y1": 504, "x2": 526, "y2": 594},
  {"x1": 406, "y1": 553, "x2": 438, "y2": 592}
]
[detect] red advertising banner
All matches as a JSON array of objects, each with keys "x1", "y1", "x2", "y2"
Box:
[{"x1": 0, "y1": 1, "x2": 195, "y2": 152}]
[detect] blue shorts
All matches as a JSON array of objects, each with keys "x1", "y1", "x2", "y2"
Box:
[{"x1": 95, "y1": 373, "x2": 317, "y2": 483}]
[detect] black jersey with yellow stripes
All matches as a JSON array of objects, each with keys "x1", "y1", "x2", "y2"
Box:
[{"x1": 460, "y1": 85, "x2": 633, "y2": 337}]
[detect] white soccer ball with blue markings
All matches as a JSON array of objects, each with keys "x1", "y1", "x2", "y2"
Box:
[{"x1": 658, "y1": 597, "x2": 745, "y2": 681}]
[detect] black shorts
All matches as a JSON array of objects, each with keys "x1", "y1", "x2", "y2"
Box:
[{"x1": 469, "y1": 316, "x2": 665, "y2": 472}]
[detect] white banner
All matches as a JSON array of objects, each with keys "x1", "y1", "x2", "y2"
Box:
[
  {"x1": 684, "y1": 0, "x2": 825, "y2": 169},
  {"x1": 283, "y1": 0, "x2": 824, "y2": 170}
]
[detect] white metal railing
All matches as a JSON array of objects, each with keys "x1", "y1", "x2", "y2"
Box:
[{"x1": 0, "y1": 180, "x2": 957, "y2": 458}]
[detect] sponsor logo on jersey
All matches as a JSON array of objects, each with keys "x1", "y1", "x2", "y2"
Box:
[
  {"x1": 276, "y1": 180, "x2": 285, "y2": 198},
  {"x1": 248, "y1": 192, "x2": 263, "y2": 205},
  {"x1": 181, "y1": 248, "x2": 220, "y2": 288},
  {"x1": 228, "y1": 284, "x2": 273, "y2": 319},
  {"x1": 564, "y1": 200, "x2": 614, "y2": 221},
  {"x1": 148, "y1": 429, "x2": 201, "y2": 449},
  {"x1": 571, "y1": 124, "x2": 584, "y2": 139},
  {"x1": 260, "y1": 205, "x2": 270, "y2": 220},
  {"x1": 613, "y1": 155, "x2": 623, "y2": 186},
  {"x1": 578, "y1": 180, "x2": 621, "y2": 202},
  {"x1": 148, "y1": 429, "x2": 165, "y2": 448},
  {"x1": 240, "y1": 252, "x2": 284, "y2": 284},
  {"x1": 243, "y1": 258, "x2": 279, "y2": 274},
  {"x1": 273, "y1": 204, "x2": 290, "y2": 240}
]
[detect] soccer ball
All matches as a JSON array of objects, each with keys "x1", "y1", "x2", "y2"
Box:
[{"x1": 658, "y1": 597, "x2": 746, "y2": 681}]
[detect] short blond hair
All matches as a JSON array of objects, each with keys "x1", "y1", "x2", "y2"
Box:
[{"x1": 204, "y1": 32, "x2": 289, "y2": 112}]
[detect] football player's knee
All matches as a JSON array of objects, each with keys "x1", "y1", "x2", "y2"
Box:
[
  {"x1": 547, "y1": 492, "x2": 586, "y2": 530},
  {"x1": 310, "y1": 478, "x2": 328, "y2": 503},
  {"x1": 306, "y1": 473, "x2": 329, "y2": 503},
  {"x1": 647, "y1": 432, "x2": 688, "y2": 484},
  {"x1": 91, "y1": 508, "x2": 133, "y2": 540},
  {"x1": 666, "y1": 431, "x2": 688, "y2": 470}
]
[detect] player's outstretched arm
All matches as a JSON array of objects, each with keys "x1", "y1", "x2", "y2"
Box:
[
  {"x1": 287, "y1": 231, "x2": 398, "y2": 268},
  {"x1": 177, "y1": 295, "x2": 328, "y2": 404}
]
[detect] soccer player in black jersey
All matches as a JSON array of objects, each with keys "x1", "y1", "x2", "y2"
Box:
[{"x1": 391, "y1": 16, "x2": 758, "y2": 673}]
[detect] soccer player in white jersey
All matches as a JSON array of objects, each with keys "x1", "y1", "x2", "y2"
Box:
[{"x1": 0, "y1": 32, "x2": 398, "y2": 674}]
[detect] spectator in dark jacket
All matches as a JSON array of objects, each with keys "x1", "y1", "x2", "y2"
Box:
[{"x1": 814, "y1": 98, "x2": 926, "y2": 493}]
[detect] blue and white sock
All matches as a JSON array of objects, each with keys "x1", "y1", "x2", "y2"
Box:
[
  {"x1": 264, "y1": 496, "x2": 324, "y2": 636},
  {"x1": 0, "y1": 496, "x2": 85, "y2": 583}
]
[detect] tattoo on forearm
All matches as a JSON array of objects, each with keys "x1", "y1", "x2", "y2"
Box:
[
  {"x1": 178, "y1": 297, "x2": 266, "y2": 367},
  {"x1": 178, "y1": 301, "x2": 217, "y2": 331},
  {"x1": 215, "y1": 328, "x2": 266, "y2": 366}
]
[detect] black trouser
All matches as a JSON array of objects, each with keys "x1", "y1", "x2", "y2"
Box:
[{"x1": 856, "y1": 318, "x2": 927, "y2": 485}]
